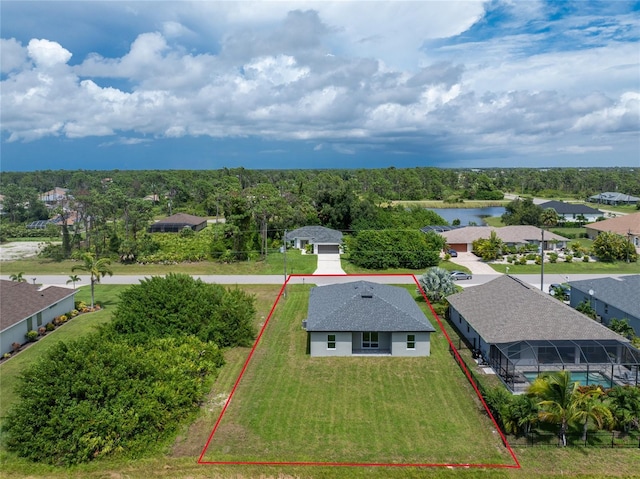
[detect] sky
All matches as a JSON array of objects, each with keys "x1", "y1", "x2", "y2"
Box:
[{"x1": 1, "y1": 0, "x2": 639, "y2": 171}]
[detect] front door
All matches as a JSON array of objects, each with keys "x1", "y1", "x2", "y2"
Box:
[{"x1": 362, "y1": 332, "x2": 379, "y2": 349}]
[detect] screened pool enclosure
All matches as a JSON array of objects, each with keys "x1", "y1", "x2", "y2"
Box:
[{"x1": 488, "y1": 339, "x2": 640, "y2": 393}]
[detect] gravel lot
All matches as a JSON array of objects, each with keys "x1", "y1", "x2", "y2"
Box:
[{"x1": 0, "y1": 241, "x2": 50, "y2": 261}]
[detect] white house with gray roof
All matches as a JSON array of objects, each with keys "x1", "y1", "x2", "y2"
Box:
[
  {"x1": 303, "y1": 281, "x2": 436, "y2": 357},
  {"x1": 568, "y1": 275, "x2": 640, "y2": 336},
  {"x1": 286, "y1": 225, "x2": 343, "y2": 254},
  {"x1": 439, "y1": 225, "x2": 568, "y2": 253},
  {"x1": 447, "y1": 276, "x2": 639, "y2": 392}
]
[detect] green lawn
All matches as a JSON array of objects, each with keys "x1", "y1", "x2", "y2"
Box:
[
  {"x1": 201, "y1": 284, "x2": 512, "y2": 466},
  {"x1": 0, "y1": 249, "x2": 317, "y2": 276},
  {"x1": 342, "y1": 258, "x2": 472, "y2": 275}
]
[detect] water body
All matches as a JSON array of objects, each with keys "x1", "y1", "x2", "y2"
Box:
[{"x1": 429, "y1": 207, "x2": 506, "y2": 226}]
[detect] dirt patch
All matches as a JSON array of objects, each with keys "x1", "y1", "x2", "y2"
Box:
[{"x1": 0, "y1": 241, "x2": 53, "y2": 261}]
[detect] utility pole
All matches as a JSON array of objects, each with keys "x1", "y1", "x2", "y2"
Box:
[
  {"x1": 540, "y1": 227, "x2": 545, "y2": 292},
  {"x1": 283, "y1": 229, "x2": 287, "y2": 298}
]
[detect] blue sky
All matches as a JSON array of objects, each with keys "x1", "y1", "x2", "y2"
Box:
[{"x1": 1, "y1": 1, "x2": 639, "y2": 171}]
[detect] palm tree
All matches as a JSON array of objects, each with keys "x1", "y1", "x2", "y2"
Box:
[
  {"x1": 9, "y1": 272, "x2": 26, "y2": 282},
  {"x1": 540, "y1": 208, "x2": 559, "y2": 229},
  {"x1": 66, "y1": 274, "x2": 82, "y2": 289},
  {"x1": 474, "y1": 230, "x2": 504, "y2": 260},
  {"x1": 527, "y1": 370, "x2": 577, "y2": 446},
  {"x1": 71, "y1": 253, "x2": 112, "y2": 309},
  {"x1": 572, "y1": 386, "x2": 613, "y2": 441},
  {"x1": 417, "y1": 267, "x2": 457, "y2": 302}
]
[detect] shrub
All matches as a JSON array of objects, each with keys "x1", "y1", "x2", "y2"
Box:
[
  {"x1": 12, "y1": 342, "x2": 21, "y2": 352},
  {"x1": 518, "y1": 256, "x2": 527, "y2": 265},
  {"x1": 75, "y1": 301, "x2": 87, "y2": 311},
  {"x1": 525, "y1": 253, "x2": 537, "y2": 261},
  {"x1": 45, "y1": 322, "x2": 55, "y2": 332},
  {"x1": 3, "y1": 352, "x2": 11, "y2": 359},
  {"x1": 68, "y1": 309, "x2": 79, "y2": 317},
  {"x1": 37, "y1": 326, "x2": 46, "y2": 336},
  {"x1": 59, "y1": 315, "x2": 68, "y2": 323},
  {"x1": 583, "y1": 255, "x2": 590, "y2": 262},
  {"x1": 565, "y1": 254, "x2": 573, "y2": 263},
  {"x1": 548, "y1": 252, "x2": 558, "y2": 263},
  {"x1": 25, "y1": 330, "x2": 38, "y2": 342}
]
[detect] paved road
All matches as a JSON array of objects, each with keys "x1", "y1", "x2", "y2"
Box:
[{"x1": 0, "y1": 272, "x2": 628, "y2": 294}]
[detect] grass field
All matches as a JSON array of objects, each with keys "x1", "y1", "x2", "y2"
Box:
[
  {"x1": 491, "y1": 260, "x2": 640, "y2": 275},
  {"x1": 201, "y1": 284, "x2": 513, "y2": 466}
]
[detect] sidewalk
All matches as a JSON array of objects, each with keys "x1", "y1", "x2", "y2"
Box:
[{"x1": 313, "y1": 254, "x2": 346, "y2": 275}]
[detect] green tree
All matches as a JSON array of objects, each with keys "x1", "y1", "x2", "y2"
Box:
[
  {"x1": 472, "y1": 230, "x2": 504, "y2": 260},
  {"x1": 66, "y1": 274, "x2": 81, "y2": 289},
  {"x1": 608, "y1": 318, "x2": 636, "y2": 340},
  {"x1": 527, "y1": 370, "x2": 578, "y2": 447},
  {"x1": 571, "y1": 386, "x2": 613, "y2": 441},
  {"x1": 9, "y1": 272, "x2": 26, "y2": 282},
  {"x1": 540, "y1": 208, "x2": 559, "y2": 229},
  {"x1": 417, "y1": 267, "x2": 457, "y2": 302},
  {"x1": 606, "y1": 386, "x2": 640, "y2": 432},
  {"x1": 71, "y1": 253, "x2": 113, "y2": 309},
  {"x1": 576, "y1": 300, "x2": 597, "y2": 320},
  {"x1": 502, "y1": 197, "x2": 543, "y2": 226},
  {"x1": 592, "y1": 231, "x2": 637, "y2": 262}
]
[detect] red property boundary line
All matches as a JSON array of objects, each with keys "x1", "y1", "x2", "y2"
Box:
[{"x1": 198, "y1": 273, "x2": 521, "y2": 470}]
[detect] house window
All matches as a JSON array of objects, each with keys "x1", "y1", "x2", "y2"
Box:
[
  {"x1": 36, "y1": 312, "x2": 43, "y2": 327},
  {"x1": 362, "y1": 332, "x2": 379, "y2": 349},
  {"x1": 327, "y1": 334, "x2": 336, "y2": 350},
  {"x1": 407, "y1": 334, "x2": 416, "y2": 350},
  {"x1": 27, "y1": 317, "x2": 33, "y2": 331}
]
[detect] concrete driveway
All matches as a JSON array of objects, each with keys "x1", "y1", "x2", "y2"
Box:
[
  {"x1": 449, "y1": 252, "x2": 497, "y2": 275},
  {"x1": 313, "y1": 254, "x2": 346, "y2": 275}
]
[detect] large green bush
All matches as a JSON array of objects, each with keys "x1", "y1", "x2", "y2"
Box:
[
  {"x1": 347, "y1": 230, "x2": 443, "y2": 269},
  {"x1": 109, "y1": 273, "x2": 256, "y2": 347},
  {"x1": 2, "y1": 273, "x2": 255, "y2": 465},
  {"x1": 3, "y1": 335, "x2": 222, "y2": 465}
]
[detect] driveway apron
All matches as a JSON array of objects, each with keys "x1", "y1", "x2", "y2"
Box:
[{"x1": 313, "y1": 254, "x2": 346, "y2": 275}]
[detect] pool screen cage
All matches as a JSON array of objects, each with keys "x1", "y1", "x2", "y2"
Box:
[{"x1": 488, "y1": 339, "x2": 640, "y2": 393}]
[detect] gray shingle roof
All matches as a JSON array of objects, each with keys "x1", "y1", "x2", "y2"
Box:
[
  {"x1": 447, "y1": 276, "x2": 627, "y2": 343},
  {"x1": 286, "y1": 225, "x2": 343, "y2": 244},
  {"x1": 439, "y1": 225, "x2": 568, "y2": 244},
  {"x1": 0, "y1": 280, "x2": 76, "y2": 332},
  {"x1": 153, "y1": 213, "x2": 207, "y2": 226},
  {"x1": 305, "y1": 281, "x2": 435, "y2": 332},
  {"x1": 589, "y1": 192, "x2": 640, "y2": 202},
  {"x1": 538, "y1": 201, "x2": 602, "y2": 215},
  {"x1": 568, "y1": 275, "x2": 640, "y2": 320}
]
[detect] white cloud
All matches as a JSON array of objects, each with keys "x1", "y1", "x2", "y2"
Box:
[
  {"x1": 27, "y1": 39, "x2": 72, "y2": 68},
  {"x1": 1, "y1": 38, "x2": 28, "y2": 73}
]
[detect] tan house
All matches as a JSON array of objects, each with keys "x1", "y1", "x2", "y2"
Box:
[
  {"x1": 585, "y1": 212, "x2": 640, "y2": 251},
  {"x1": 438, "y1": 225, "x2": 569, "y2": 253}
]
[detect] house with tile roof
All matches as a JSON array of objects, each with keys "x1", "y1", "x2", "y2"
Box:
[
  {"x1": 588, "y1": 192, "x2": 640, "y2": 206},
  {"x1": 148, "y1": 213, "x2": 207, "y2": 233},
  {"x1": 437, "y1": 225, "x2": 569, "y2": 253},
  {"x1": 585, "y1": 212, "x2": 640, "y2": 251},
  {"x1": 568, "y1": 275, "x2": 640, "y2": 337},
  {"x1": 285, "y1": 225, "x2": 343, "y2": 254},
  {"x1": 538, "y1": 200, "x2": 603, "y2": 224},
  {"x1": 303, "y1": 281, "x2": 436, "y2": 357},
  {"x1": 447, "y1": 276, "x2": 640, "y2": 392},
  {"x1": 0, "y1": 280, "x2": 76, "y2": 356}
]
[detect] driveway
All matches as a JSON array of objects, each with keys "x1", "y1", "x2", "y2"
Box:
[
  {"x1": 313, "y1": 254, "x2": 346, "y2": 275},
  {"x1": 449, "y1": 252, "x2": 497, "y2": 275}
]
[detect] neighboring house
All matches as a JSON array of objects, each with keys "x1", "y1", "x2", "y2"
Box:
[
  {"x1": 285, "y1": 225, "x2": 343, "y2": 254},
  {"x1": 447, "y1": 275, "x2": 640, "y2": 392},
  {"x1": 589, "y1": 192, "x2": 640, "y2": 206},
  {"x1": 39, "y1": 187, "x2": 71, "y2": 208},
  {"x1": 538, "y1": 200, "x2": 602, "y2": 224},
  {"x1": 437, "y1": 225, "x2": 568, "y2": 253},
  {"x1": 568, "y1": 275, "x2": 640, "y2": 336},
  {"x1": 303, "y1": 281, "x2": 436, "y2": 357},
  {"x1": 0, "y1": 280, "x2": 76, "y2": 356},
  {"x1": 26, "y1": 211, "x2": 81, "y2": 229},
  {"x1": 584, "y1": 212, "x2": 640, "y2": 250},
  {"x1": 148, "y1": 213, "x2": 207, "y2": 233}
]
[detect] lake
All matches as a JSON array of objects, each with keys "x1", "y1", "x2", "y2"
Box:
[{"x1": 429, "y1": 207, "x2": 506, "y2": 226}]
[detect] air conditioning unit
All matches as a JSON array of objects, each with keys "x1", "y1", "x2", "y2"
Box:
[{"x1": 302, "y1": 320, "x2": 307, "y2": 330}]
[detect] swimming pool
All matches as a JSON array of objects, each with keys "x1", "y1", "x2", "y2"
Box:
[{"x1": 524, "y1": 371, "x2": 614, "y2": 388}]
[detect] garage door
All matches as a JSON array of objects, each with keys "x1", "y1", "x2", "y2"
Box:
[
  {"x1": 317, "y1": 244, "x2": 340, "y2": 254},
  {"x1": 450, "y1": 244, "x2": 468, "y2": 253}
]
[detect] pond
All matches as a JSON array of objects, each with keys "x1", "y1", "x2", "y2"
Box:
[{"x1": 429, "y1": 207, "x2": 506, "y2": 226}]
